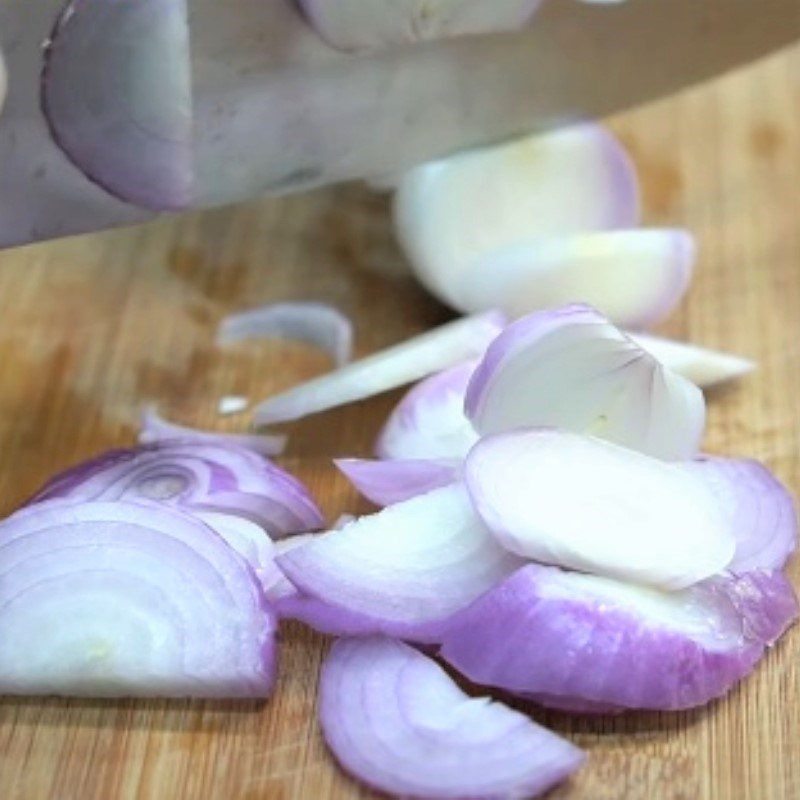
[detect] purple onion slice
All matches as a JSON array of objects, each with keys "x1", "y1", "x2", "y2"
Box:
[
  {"x1": 0, "y1": 500, "x2": 275, "y2": 697},
  {"x1": 439, "y1": 564, "x2": 798, "y2": 711},
  {"x1": 319, "y1": 636, "x2": 585, "y2": 799}
]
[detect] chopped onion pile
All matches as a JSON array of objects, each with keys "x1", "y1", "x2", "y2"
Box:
[
  {"x1": 320, "y1": 637, "x2": 584, "y2": 798},
  {"x1": 217, "y1": 302, "x2": 354, "y2": 368},
  {"x1": 300, "y1": 0, "x2": 544, "y2": 53}
]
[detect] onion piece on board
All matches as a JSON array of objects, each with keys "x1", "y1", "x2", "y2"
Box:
[
  {"x1": 0, "y1": 500, "x2": 275, "y2": 697},
  {"x1": 140, "y1": 405, "x2": 286, "y2": 456},
  {"x1": 439, "y1": 563, "x2": 798, "y2": 711},
  {"x1": 320, "y1": 637, "x2": 585, "y2": 799},
  {"x1": 253, "y1": 311, "x2": 504, "y2": 426},
  {"x1": 27, "y1": 440, "x2": 323, "y2": 539},
  {"x1": 458, "y1": 228, "x2": 694, "y2": 327},
  {"x1": 275, "y1": 484, "x2": 523, "y2": 641},
  {"x1": 465, "y1": 304, "x2": 705, "y2": 460},
  {"x1": 375, "y1": 360, "x2": 478, "y2": 460},
  {"x1": 394, "y1": 124, "x2": 639, "y2": 311},
  {"x1": 682, "y1": 457, "x2": 797, "y2": 573},
  {"x1": 465, "y1": 429, "x2": 735, "y2": 590},
  {"x1": 335, "y1": 458, "x2": 460, "y2": 506},
  {"x1": 300, "y1": 0, "x2": 544, "y2": 53},
  {"x1": 41, "y1": 0, "x2": 193, "y2": 210},
  {"x1": 217, "y1": 302, "x2": 353, "y2": 367},
  {"x1": 629, "y1": 332, "x2": 756, "y2": 388}
]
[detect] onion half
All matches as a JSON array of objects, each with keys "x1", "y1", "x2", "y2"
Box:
[
  {"x1": 439, "y1": 563, "x2": 798, "y2": 711},
  {"x1": 217, "y1": 302, "x2": 354, "y2": 367},
  {"x1": 27, "y1": 440, "x2": 323, "y2": 539},
  {"x1": 465, "y1": 429, "x2": 735, "y2": 590},
  {"x1": 320, "y1": 637, "x2": 585, "y2": 799},
  {"x1": 0, "y1": 500, "x2": 275, "y2": 697},
  {"x1": 276, "y1": 484, "x2": 523, "y2": 641},
  {"x1": 465, "y1": 305, "x2": 706, "y2": 460}
]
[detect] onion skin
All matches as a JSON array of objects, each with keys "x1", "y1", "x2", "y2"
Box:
[
  {"x1": 0, "y1": 500, "x2": 276, "y2": 698},
  {"x1": 439, "y1": 564, "x2": 798, "y2": 711},
  {"x1": 320, "y1": 637, "x2": 585, "y2": 799}
]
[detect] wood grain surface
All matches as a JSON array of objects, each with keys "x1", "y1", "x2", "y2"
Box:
[{"x1": 0, "y1": 42, "x2": 799, "y2": 800}]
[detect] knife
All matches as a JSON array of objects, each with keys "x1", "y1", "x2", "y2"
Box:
[{"x1": 1, "y1": 0, "x2": 798, "y2": 248}]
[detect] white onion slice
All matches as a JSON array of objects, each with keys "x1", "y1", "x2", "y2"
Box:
[
  {"x1": 300, "y1": 0, "x2": 544, "y2": 53},
  {"x1": 458, "y1": 228, "x2": 695, "y2": 327},
  {"x1": 217, "y1": 302, "x2": 353, "y2": 367},
  {"x1": 320, "y1": 637, "x2": 585, "y2": 799},
  {"x1": 335, "y1": 458, "x2": 460, "y2": 506},
  {"x1": 218, "y1": 396, "x2": 249, "y2": 416},
  {"x1": 276, "y1": 484, "x2": 523, "y2": 641},
  {"x1": 41, "y1": 0, "x2": 193, "y2": 210},
  {"x1": 375, "y1": 360, "x2": 478, "y2": 459},
  {"x1": 629, "y1": 332, "x2": 756, "y2": 388},
  {"x1": 465, "y1": 430, "x2": 735, "y2": 590},
  {"x1": 681, "y1": 457, "x2": 797, "y2": 573},
  {"x1": 439, "y1": 563, "x2": 798, "y2": 710},
  {"x1": 253, "y1": 312, "x2": 504, "y2": 426},
  {"x1": 465, "y1": 305, "x2": 706, "y2": 460},
  {"x1": 394, "y1": 124, "x2": 639, "y2": 311},
  {"x1": 0, "y1": 500, "x2": 275, "y2": 697},
  {"x1": 140, "y1": 405, "x2": 286, "y2": 456}
]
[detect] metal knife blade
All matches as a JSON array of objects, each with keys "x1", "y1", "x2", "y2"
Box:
[{"x1": 1, "y1": 0, "x2": 798, "y2": 248}]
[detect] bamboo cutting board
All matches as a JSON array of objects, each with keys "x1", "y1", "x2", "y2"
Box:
[{"x1": 0, "y1": 42, "x2": 799, "y2": 800}]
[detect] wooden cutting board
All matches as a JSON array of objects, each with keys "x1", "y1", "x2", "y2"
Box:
[{"x1": 0, "y1": 42, "x2": 799, "y2": 800}]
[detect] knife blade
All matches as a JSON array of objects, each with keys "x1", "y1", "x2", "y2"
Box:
[{"x1": 1, "y1": 0, "x2": 798, "y2": 248}]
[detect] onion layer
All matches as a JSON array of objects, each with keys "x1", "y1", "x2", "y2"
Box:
[
  {"x1": 335, "y1": 458, "x2": 460, "y2": 506},
  {"x1": 276, "y1": 484, "x2": 523, "y2": 641},
  {"x1": 394, "y1": 124, "x2": 639, "y2": 311},
  {"x1": 217, "y1": 302, "x2": 353, "y2": 367},
  {"x1": 465, "y1": 304, "x2": 705, "y2": 460},
  {"x1": 375, "y1": 360, "x2": 478, "y2": 460},
  {"x1": 41, "y1": 0, "x2": 193, "y2": 210},
  {"x1": 27, "y1": 440, "x2": 323, "y2": 540},
  {"x1": 439, "y1": 564, "x2": 798, "y2": 710},
  {"x1": 0, "y1": 500, "x2": 275, "y2": 697},
  {"x1": 320, "y1": 637, "x2": 585, "y2": 799},
  {"x1": 465, "y1": 429, "x2": 735, "y2": 590},
  {"x1": 254, "y1": 312, "x2": 504, "y2": 426}
]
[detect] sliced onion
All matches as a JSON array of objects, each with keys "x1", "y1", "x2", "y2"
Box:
[
  {"x1": 0, "y1": 500, "x2": 275, "y2": 697},
  {"x1": 439, "y1": 563, "x2": 798, "y2": 711},
  {"x1": 300, "y1": 0, "x2": 544, "y2": 53},
  {"x1": 629, "y1": 332, "x2": 756, "y2": 388},
  {"x1": 394, "y1": 124, "x2": 639, "y2": 311},
  {"x1": 253, "y1": 312, "x2": 504, "y2": 426},
  {"x1": 261, "y1": 534, "x2": 316, "y2": 604},
  {"x1": 140, "y1": 405, "x2": 286, "y2": 456},
  {"x1": 465, "y1": 429, "x2": 735, "y2": 590},
  {"x1": 335, "y1": 458, "x2": 460, "y2": 506},
  {"x1": 682, "y1": 457, "x2": 797, "y2": 573},
  {"x1": 217, "y1": 302, "x2": 354, "y2": 367},
  {"x1": 218, "y1": 396, "x2": 249, "y2": 416},
  {"x1": 465, "y1": 305, "x2": 705, "y2": 460},
  {"x1": 41, "y1": 0, "x2": 193, "y2": 210},
  {"x1": 28, "y1": 440, "x2": 323, "y2": 539},
  {"x1": 276, "y1": 484, "x2": 523, "y2": 641},
  {"x1": 375, "y1": 360, "x2": 478, "y2": 460},
  {"x1": 320, "y1": 637, "x2": 585, "y2": 799},
  {"x1": 458, "y1": 229, "x2": 694, "y2": 327}
]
